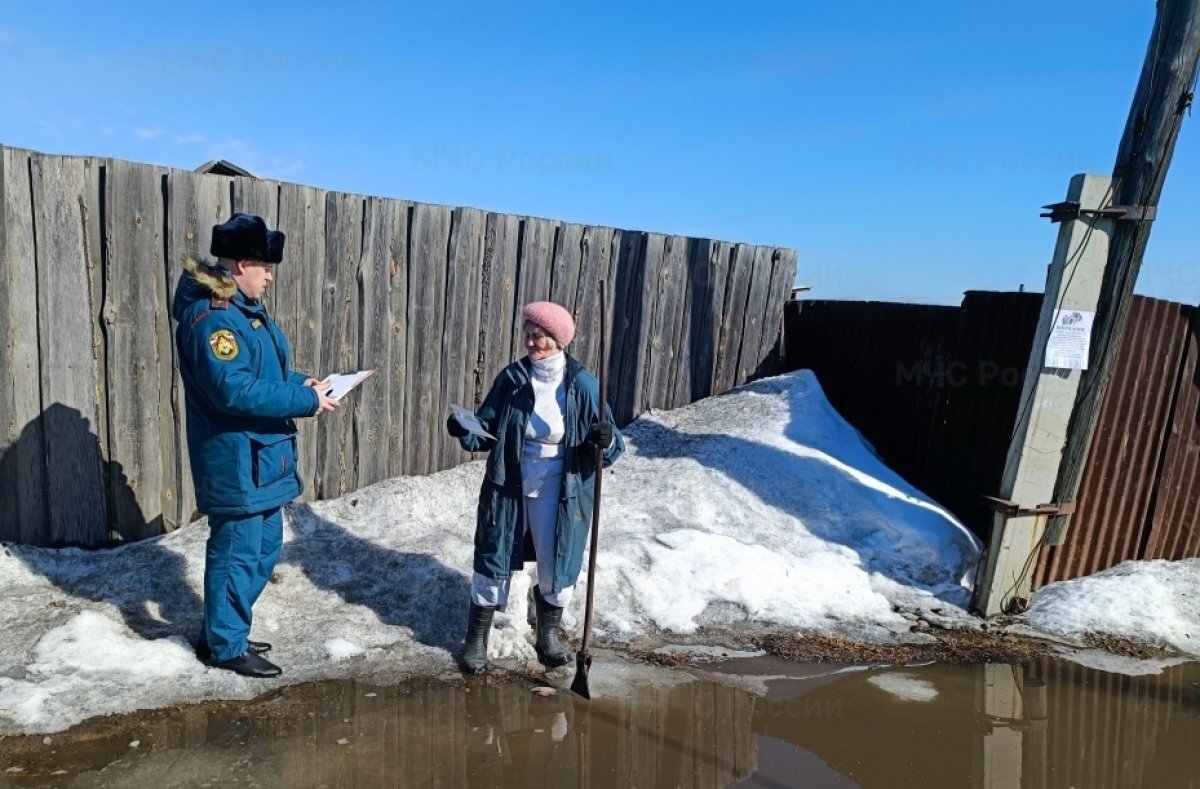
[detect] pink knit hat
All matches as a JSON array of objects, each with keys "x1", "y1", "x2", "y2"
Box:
[{"x1": 522, "y1": 301, "x2": 575, "y2": 347}]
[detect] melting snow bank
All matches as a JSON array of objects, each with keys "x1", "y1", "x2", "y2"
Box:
[
  {"x1": 595, "y1": 370, "x2": 983, "y2": 642},
  {"x1": 0, "y1": 371, "x2": 1185, "y2": 735},
  {"x1": 1021, "y1": 559, "x2": 1200, "y2": 660}
]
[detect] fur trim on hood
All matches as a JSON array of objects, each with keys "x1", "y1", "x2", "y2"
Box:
[{"x1": 182, "y1": 256, "x2": 238, "y2": 300}]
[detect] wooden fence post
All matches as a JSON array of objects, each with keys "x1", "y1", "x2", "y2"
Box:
[{"x1": 0, "y1": 147, "x2": 48, "y2": 544}]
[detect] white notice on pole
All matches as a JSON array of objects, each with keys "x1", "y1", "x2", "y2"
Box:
[{"x1": 1044, "y1": 309, "x2": 1094, "y2": 370}]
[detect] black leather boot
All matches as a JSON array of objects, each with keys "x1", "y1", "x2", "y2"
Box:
[
  {"x1": 459, "y1": 603, "x2": 495, "y2": 674},
  {"x1": 209, "y1": 651, "x2": 282, "y2": 678},
  {"x1": 533, "y1": 586, "x2": 571, "y2": 668}
]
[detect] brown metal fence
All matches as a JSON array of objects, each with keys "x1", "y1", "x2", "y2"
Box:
[
  {"x1": 784, "y1": 292, "x2": 1200, "y2": 587},
  {"x1": 783, "y1": 291, "x2": 1044, "y2": 542},
  {"x1": 1034, "y1": 297, "x2": 1200, "y2": 586},
  {"x1": 0, "y1": 145, "x2": 796, "y2": 547}
]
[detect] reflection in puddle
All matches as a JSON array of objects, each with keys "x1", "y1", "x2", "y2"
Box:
[{"x1": 1, "y1": 656, "x2": 1197, "y2": 787}]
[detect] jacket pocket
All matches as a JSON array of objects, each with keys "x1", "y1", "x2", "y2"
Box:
[{"x1": 250, "y1": 434, "x2": 295, "y2": 488}]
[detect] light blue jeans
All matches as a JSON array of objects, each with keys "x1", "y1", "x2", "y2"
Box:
[{"x1": 471, "y1": 494, "x2": 574, "y2": 610}]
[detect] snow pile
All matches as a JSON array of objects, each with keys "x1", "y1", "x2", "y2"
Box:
[
  {"x1": 596, "y1": 371, "x2": 982, "y2": 641},
  {"x1": 1024, "y1": 559, "x2": 1200, "y2": 656}
]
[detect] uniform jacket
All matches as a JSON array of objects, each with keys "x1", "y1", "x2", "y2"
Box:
[
  {"x1": 458, "y1": 355, "x2": 624, "y2": 593},
  {"x1": 171, "y1": 258, "x2": 318, "y2": 515}
]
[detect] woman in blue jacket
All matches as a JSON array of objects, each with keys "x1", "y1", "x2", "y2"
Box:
[{"x1": 447, "y1": 301, "x2": 623, "y2": 673}]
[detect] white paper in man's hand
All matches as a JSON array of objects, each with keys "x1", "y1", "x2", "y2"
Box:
[
  {"x1": 449, "y1": 403, "x2": 495, "y2": 440},
  {"x1": 322, "y1": 369, "x2": 375, "y2": 400}
]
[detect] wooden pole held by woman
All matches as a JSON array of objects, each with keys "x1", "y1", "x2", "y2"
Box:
[{"x1": 571, "y1": 280, "x2": 607, "y2": 700}]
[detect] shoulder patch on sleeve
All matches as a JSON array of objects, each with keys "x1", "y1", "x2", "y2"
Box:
[{"x1": 208, "y1": 329, "x2": 239, "y2": 361}]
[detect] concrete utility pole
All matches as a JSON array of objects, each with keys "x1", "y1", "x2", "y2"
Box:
[
  {"x1": 1048, "y1": 0, "x2": 1200, "y2": 543},
  {"x1": 974, "y1": 175, "x2": 1114, "y2": 616}
]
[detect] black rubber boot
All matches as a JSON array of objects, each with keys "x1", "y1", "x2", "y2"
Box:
[
  {"x1": 533, "y1": 586, "x2": 571, "y2": 668},
  {"x1": 459, "y1": 603, "x2": 495, "y2": 674}
]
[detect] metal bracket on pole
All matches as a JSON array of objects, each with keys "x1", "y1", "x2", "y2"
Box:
[
  {"x1": 1039, "y1": 201, "x2": 1157, "y2": 224},
  {"x1": 977, "y1": 498, "x2": 1078, "y2": 614},
  {"x1": 982, "y1": 497, "x2": 1077, "y2": 519}
]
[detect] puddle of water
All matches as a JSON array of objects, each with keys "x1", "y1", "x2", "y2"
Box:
[{"x1": 1, "y1": 655, "x2": 1197, "y2": 788}]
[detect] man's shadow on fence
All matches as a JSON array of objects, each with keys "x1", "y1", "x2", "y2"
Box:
[
  {"x1": 626, "y1": 375, "x2": 980, "y2": 605},
  {"x1": 0, "y1": 403, "x2": 203, "y2": 642},
  {"x1": 283, "y1": 502, "x2": 469, "y2": 653}
]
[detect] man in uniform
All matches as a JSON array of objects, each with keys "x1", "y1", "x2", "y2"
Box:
[{"x1": 172, "y1": 213, "x2": 338, "y2": 678}]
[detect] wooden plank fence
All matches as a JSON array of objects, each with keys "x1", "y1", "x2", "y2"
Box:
[{"x1": 0, "y1": 145, "x2": 796, "y2": 546}]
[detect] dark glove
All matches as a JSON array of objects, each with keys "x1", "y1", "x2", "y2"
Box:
[
  {"x1": 584, "y1": 421, "x2": 613, "y2": 450},
  {"x1": 446, "y1": 414, "x2": 469, "y2": 438}
]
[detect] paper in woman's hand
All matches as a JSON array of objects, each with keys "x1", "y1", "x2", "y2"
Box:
[
  {"x1": 322, "y1": 369, "x2": 375, "y2": 400},
  {"x1": 449, "y1": 403, "x2": 495, "y2": 440}
]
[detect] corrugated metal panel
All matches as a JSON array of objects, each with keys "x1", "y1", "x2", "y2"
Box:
[
  {"x1": 784, "y1": 292, "x2": 1042, "y2": 539},
  {"x1": 1035, "y1": 297, "x2": 1196, "y2": 586},
  {"x1": 1144, "y1": 303, "x2": 1200, "y2": 559},
  {"x1": 941, "y1": 292, "x2": 1045, "y2": 534}
]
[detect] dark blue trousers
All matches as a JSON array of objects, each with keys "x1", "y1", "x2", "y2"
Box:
[{"x1": 204, "y1": 508, "x2": 283, "y2": 662}]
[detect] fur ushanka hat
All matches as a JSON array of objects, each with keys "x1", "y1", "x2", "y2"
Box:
[{"x1": 210, "y1": 213, "x2": 285, "y2": 263}]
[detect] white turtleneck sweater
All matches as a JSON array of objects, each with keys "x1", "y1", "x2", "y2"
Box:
[{"x1": 522, "y1": 352, "x2": 567, "y2": 497}]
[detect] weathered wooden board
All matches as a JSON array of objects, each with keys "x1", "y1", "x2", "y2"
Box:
[
  {"x1": 702, "y1": 241, "x2": 734, "y2": 398},
  {"x1": 757, "y1": 248, "x2": 798, "y2": 377},
  {"x1": 713, "y1": 244, "x2": 755, "y2": 394},
  {"x1": 549, "y1": 222, "x2": 584, "y2": 317},
  {"x1": 511, "y1": 216, "x2": 558, "y2": 361},
  {"x1": 666, "y1": 238, "x2": 707, "y2": 409},
  {"x1": 164, "y1": 169, "x2": 231, "y2": 524},
  {"x1": 643, "y1": 234, "x2": 689, "y2": 412},
  {"x1": 316, "y1": 192, "x2": 363, "y2": 497},
  {"x1": 357, "y1": 196, "x2": 401, "y2": 487},
  {"x1": 0, "y1": 147, "x2": 48, "y2": 544},
  {"x1": 735, "y1": 246, "x2": 775, "y2": 386},
  {"x1": 477, "y1": 212, "x2": 520, "y2": 405},
  {"x1": 570, "y1": 225, "x2": 615, "y2": 375},
  {"x1": 600, "y1": 228, "x2": 626, "y2": 402},
  {"x1": 31, "y1": 153, "x2": 107, "y2": 545},
  {"x1": 660, "y1": 236, "x2": 692, "y2": 411},
  {"x1": 385, "y1": 202, "x2": 411, "y2": 480},
  {"x1": 607, "y1": 229, "x2": 647, "y2": 424},
  {"x1": 405, "y1": 202, "x2": 452, "y2": 475},
  {"x1": 632, "y1": 233, "x2": 668, "y2": 417},
  {"x1": 275, "y1": 183, "x2": 326, "y2": 500},
  {"x1": 440, "y1": 207, "x2": 486, "y2": 469},
  {"x1": 103, "y1": 158, "x2": 168, "y2": 540}
]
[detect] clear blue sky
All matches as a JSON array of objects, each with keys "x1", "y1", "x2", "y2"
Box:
[{"x1": 1, "y1": 1, "x2": 1195, "y2": 305}]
